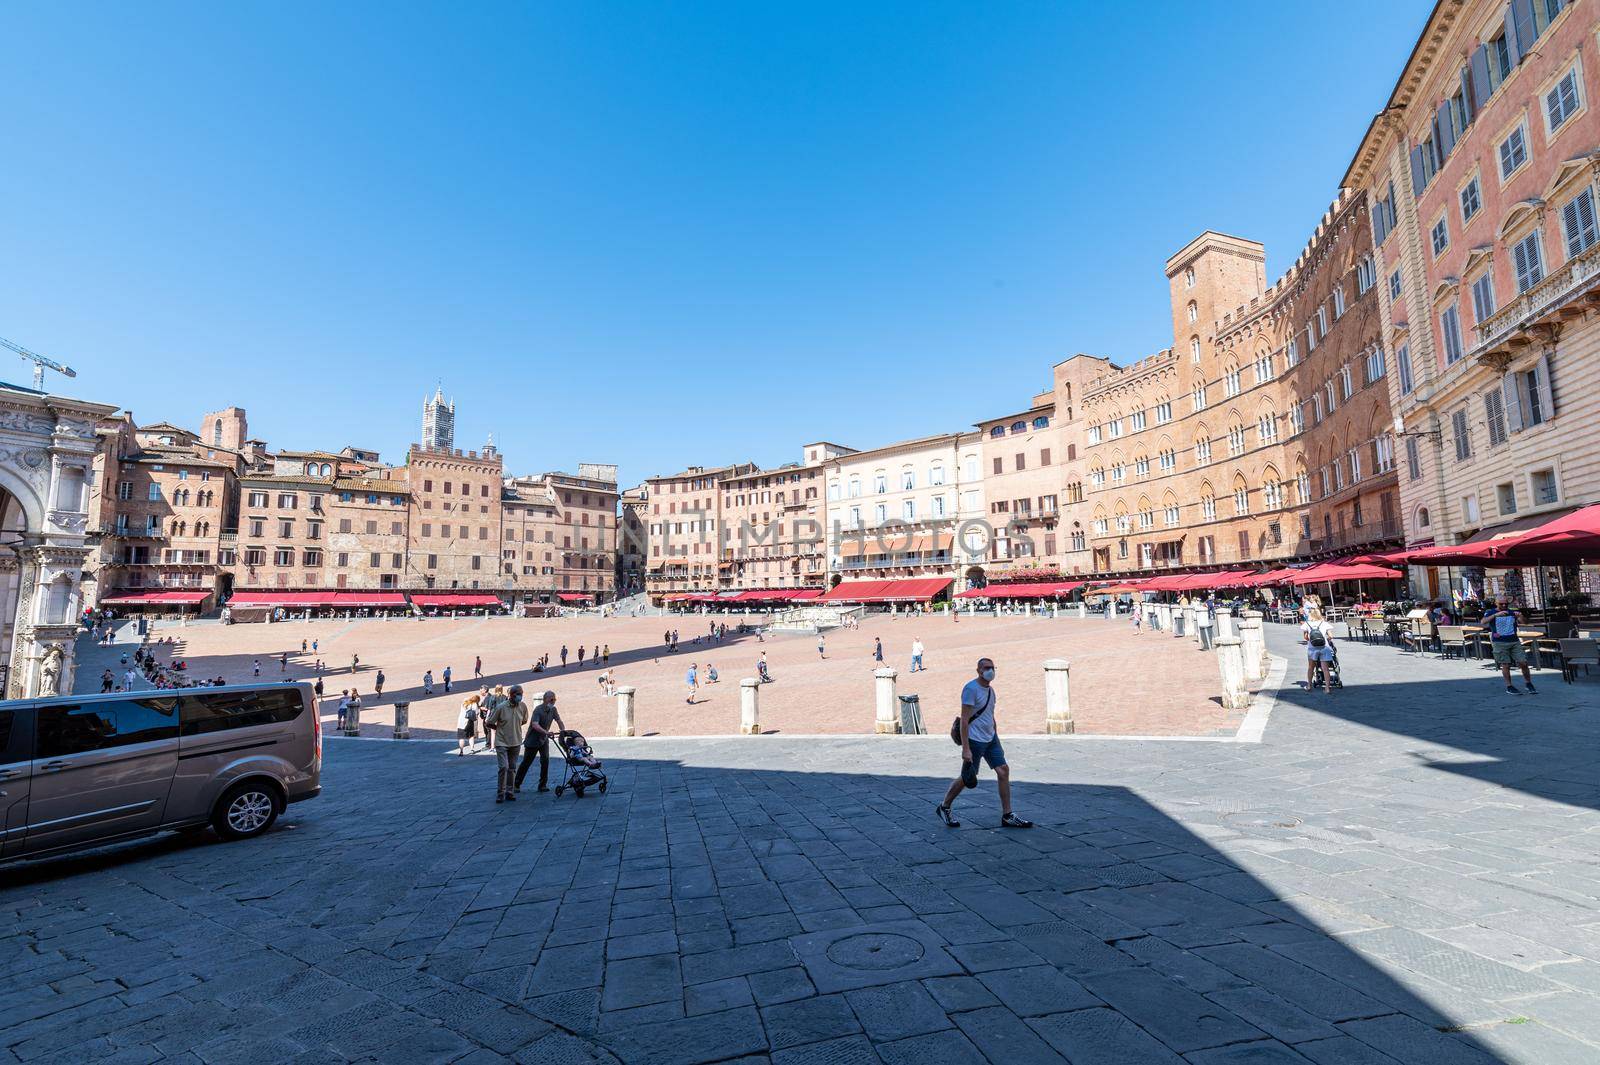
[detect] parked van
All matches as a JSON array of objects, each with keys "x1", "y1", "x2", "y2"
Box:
[{"x1": 0, "y1": 683, "x2": 320, "y2": 863}]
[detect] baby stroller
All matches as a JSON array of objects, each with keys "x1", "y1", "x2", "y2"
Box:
[
  {"x1": 553, "y1": 729, "x2": 608, "y2": 798},
  {"x1": 1312, "y1": 645, "x2": 1345, "y2": 689}
]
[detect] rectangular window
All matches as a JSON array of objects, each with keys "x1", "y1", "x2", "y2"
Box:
[
  {"x1": 1485, "y1": 389, "x2": 1508, "y2": 446},
  {"x1": 1441, "y1": 303, "x2": 1464, "y2": 364},
  {"x1": 1389, "y1": 269, "x2": 1402, "y2": 301},
  {"x1": 1460, "y1": 176, "x2": 1482, "y2": 222},
  {"x1": 1431, "y1": 216, "x2": 1450, "y2": 256},
  {"x1": 1512, "y1": 230, "x2": 1545, "y2": 292},
  {"x1": 1471, "y1": 273, "x2": 1496, "y2": 323},
  {"x1": 1396, "y1": 342, "x2": 1414, "y2": 394},
  {"x1": 1497, "y1": 481, "x2": 1518, "y2": 516},
  {"x1": 1498, "y1": 124, "x2": 1528, "y2": 179},
  {"x1": 1452, "y1": 408, "x2": 1473, "y2": 461},
  {"x1": 1333, "y1": 287, "x2": 1347, "y2": 317},
  {"x1": 1561, "y1": 188, "x2": 1598, "y2": 259},
  {"x1": 1531, "y1": 468, "x2": 1559, "y2": 506},
  {"x1": 1405, "y1": 435, "x2": 1421, "y2": 480},
  {"x1": 1545, "y1": 67, "x2": 1582, "y2": 132}
]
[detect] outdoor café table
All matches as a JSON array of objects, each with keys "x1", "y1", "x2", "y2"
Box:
[{"x1": 1461, "y1": 627, "x2": 1544, "y2": 663}]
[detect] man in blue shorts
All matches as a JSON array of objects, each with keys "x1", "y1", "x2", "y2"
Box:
[{"x1": 937, "y1": 657, "x2": 1032, "y2": 829}]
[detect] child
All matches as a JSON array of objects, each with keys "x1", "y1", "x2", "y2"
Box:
[{"x1": 1132, "y1": 608, "x2": 1142, "y2": 633}]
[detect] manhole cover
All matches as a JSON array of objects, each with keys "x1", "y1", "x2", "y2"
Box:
[
  {"x1": 825, "y1": 932, "x2": 926, "y2": 971},
  {"x1": 1220, "y1": 811, "x2": 1303, "y2": 830}
]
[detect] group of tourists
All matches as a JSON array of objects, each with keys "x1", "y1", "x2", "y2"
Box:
[{"x1": 453, "y1": 684, "x2": 571, "y2": 802}]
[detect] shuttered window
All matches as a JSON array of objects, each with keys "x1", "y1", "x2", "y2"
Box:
[
  {"x1": 1471, "y1": 273, "x2": 1496, "y2": 323},
  {"x1": 1484, "y1": 389, "x2": 1508, "y2": 447},
  {"x1": 1460, "y1": 176, "x2": 1481, "y2": 222},
  {"x1": 1561, "y1": 188, "x2": 1597, "y2": 259},
  {"x1": 1396, "y1": 343, "x2": 1414, "y2": 395},
  {"x1": 1452, "y1": 408, "x2": 1472, "y2": 461},
  {"x1": 1498, "y1": 124, "x2": 1528, "y2": 179},
  {"x1": 1546, "y1": 69, "x2": 1581, "y2": 130},
  {"x1": 1512, "y1": 231, "x2": 1545, "y2": 292},
  {"x1": 1440, "y1": 304, "x2": 1464, "y2": 364}
]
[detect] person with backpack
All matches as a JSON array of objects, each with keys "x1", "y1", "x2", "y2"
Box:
[
  {"x1": 1301, "y1": 606, "x2": 1336, "y2": 693},
  {"x1": 936, "y1": 657, "x2": 1032, "y2": 830},
  {"x1": 1483, "y1": 598, "x2": 1538, "y2": 695}
]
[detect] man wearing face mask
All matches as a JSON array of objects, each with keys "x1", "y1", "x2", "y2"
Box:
[{"x1": 937, "y1": 657, "x2": 1032, "y2": 829}]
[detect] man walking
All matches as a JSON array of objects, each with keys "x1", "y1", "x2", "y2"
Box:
[
  {"x1": 487, "y1": 685, "x2": 528, "y2": 803},
  {"x1": 910, "y1": 637, "x2": 925, "y2": 673},
  {"x1": 442, "y1": 665, "x2": 452, "y2": 693},
  {"x1": 515, "y1": 690, "x2": 564, "y2": 793},
  {"x1": 1483, "y1": 598, "x2": 1538, "y2": 695},
  {"x1": 374, "y1": 669, "x2": 385, "y2": 700},
  {"x1": 686, "y1": 662, "x2": 698, "y2": 704},
  {"x1": 817, "y1": 635, "x2": 826, "y2": 659},
  {"x1": 873, "y1": 637, "x2": 884, "y2": 663},
  {"x1": 936, "y1": 657, "x2": 1032, "y2": 829},
  {"x1": 560, "y1": 644, "x2": 569, "y2": 668},
  {"x1": 474, "y1": 655, "x2": 482, "y2": 680}
]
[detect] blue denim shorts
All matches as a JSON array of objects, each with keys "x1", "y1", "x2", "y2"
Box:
[{"x1": 967, "y1": 736, "x2": 1007, "y2": 770}]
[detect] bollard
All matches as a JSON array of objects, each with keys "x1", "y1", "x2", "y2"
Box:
[
  {"x1": 615, "y1": 685, "x2": 637, "y2": 737},
  {"x1": 1044, "y1": 659, "x2": 1074, "y2": 734},
  {"x1": 1215, "y1": 611, "x2": 1235, "y2": 640},
  {"x1": 874, "y1": 667, "x2": 899, "y2": 734},
  {"x1": 343, "y1": 699, "x2": 361, "y2": 737},
  {"x1": 1216, "y1": 636, "x2": 1251, "y2": 709},
  {"x1": 1239, "y1": 611, "x2": 1266, "y2": 682},
  {"x1": 1172, "y1": 607, "x2": 1186, "y2": 637},
  {"x1": 740, "y1": 678, "x2": 760, "y2": 735},
  {"x1": 1077, "y1": 602, "x2": 1087, "y2": 619},
  {"x1": 1189, "y1": 606, "x2": 1202, "y2": 641},
  {"x1": 393, "y1": 700, "x2": 410, "y2": 739}
]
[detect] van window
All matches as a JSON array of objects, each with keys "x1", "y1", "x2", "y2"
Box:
[
  {"x1": 36, "y1": 698, "x2": 180, "y2": 759},
  {"x1": 180, "y1": 689, "x2": 304, "y2": 736}
]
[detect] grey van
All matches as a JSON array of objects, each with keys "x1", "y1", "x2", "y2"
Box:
[{"x1": 0, "y1": 682, "x2": 320, "y2": 862}]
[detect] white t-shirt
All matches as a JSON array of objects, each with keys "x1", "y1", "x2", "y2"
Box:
[
  {"x1": 912, "y1": 641, "x2": 925, "y2": 656},
  {"x1": 961, "y1": 679, "x2": 997, "y2": 743}
]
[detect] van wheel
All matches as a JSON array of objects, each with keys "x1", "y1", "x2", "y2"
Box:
[{"x1": 212, "y1": 782, "x2": 281, "y2": 841}]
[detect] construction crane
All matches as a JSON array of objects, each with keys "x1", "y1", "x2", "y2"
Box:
[{"x1": 0, "y1": 335, "x2": 78, "y2": 391}]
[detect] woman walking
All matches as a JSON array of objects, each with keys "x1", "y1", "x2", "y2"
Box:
[{"x1": 456, "y1": 693, "x2": 481, "y2": 756}]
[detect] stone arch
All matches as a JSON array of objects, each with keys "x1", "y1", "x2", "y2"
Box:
[{"x1": 0, "y1": 465, "x2": 46, "y2": 536}]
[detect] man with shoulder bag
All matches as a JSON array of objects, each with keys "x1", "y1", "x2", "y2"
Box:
[
  {"x1": 936, "y1": 657, "x2": 1032, "y2": 829},
  {"x1": 486, "y1": 685, "x2": 529, "y2": 803}
]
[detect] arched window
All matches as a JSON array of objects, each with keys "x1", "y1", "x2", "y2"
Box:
[
  {"x1": 989, "y1": 426, "x2": 1005, "y2": 438},
  {"x1": 1233, "y1": 481, "x2": 1250, "y2": 515},
  {"x1": 1010, "y1": 421, "x2": 1027, "y2": 433},
  {"x1": 1416, "y1": 506, "x2": 1431, "y2": 528},
  {"x1": 1191, "y1": 336, "x2": 1201, "y2": 363},
  {"x1": 1187, "y1": 300, "x2": 1198, "y2": 323},
  {"x1": 1185, "y1": 267, "x2": 1196, "y2": 288},
  {"x1": 1032, "y1": 416, "x2": 1049, "y2": 429}
]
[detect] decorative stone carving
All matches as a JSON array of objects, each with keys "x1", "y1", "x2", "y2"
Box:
[{"x1": 39, "y1": 643, "x2": 64, "y2": 696}]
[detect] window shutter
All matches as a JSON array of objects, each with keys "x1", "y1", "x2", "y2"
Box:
[
  {"x1": 1509, "y1": 0, "x2": 1537, "y2": 63},
  {"x1": 1470, "y1": 46, "x2": 1493, "y2": 111},
  {"x1": 1436, "y1": 100, "x2": 1456, "y2": 159},
  {"x1": 1533, "y1": 354, "x2": 1554, "y2": 421},
  {"x1": 1504, "y1": 9, "x2": 1523, "y2": 65},
  {"x1": 1502, "y1": 373, "x2": 1524, "y2": 433},
  {"x1": 1460, "y1": 69, "x2": 1476, "y2": 126},
  {"x1": 1410, "y1": 146, "x2": 1427, "y2": 195}
]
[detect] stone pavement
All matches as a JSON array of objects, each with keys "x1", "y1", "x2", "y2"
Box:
[{"x1": 6, "y1": 625, "x2": 1599, "y2": 1064}]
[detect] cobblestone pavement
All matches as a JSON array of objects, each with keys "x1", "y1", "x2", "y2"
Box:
[
  {"x1": 73, "y1": 612, "x2": 1251, "y2": 738},
  {"x1": 8, "y1": 625, "x2": 1599, "y2": 1064}
]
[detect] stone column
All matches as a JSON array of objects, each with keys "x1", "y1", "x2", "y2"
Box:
[
  {"x1": 874, "y1": 667, "x2": 899, "y2": 734},
  {"x1": 1216, "y1": 636, "x2": 1251, "y2": 709},
  {"x1": 1044, "y1": 659, "x2": 1073, "y2": 734},
  {"x1": 1238, "y1": 611, "x2": 1266, "y2": 682},
  {"x1": 1077, "y1": 602, "x2": 1087, "y2": 619},
  {"x1": 1189, "y1": 605, "x2": 1202, "y2": 641},
  {"x1": 1052, "y1": 603, "x2": 1059, "y2": 619},
  {"x1": 615, "y1": 685, "x2": 637, "y2": 737},
  {"x1": 740, "y1": 678, "x2": 760, "y2": 735},
  {"x1": 1215, "y1": 611, "x2": 1235, "y2": 640}
]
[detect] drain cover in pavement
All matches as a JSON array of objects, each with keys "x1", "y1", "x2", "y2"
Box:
[
  {"x1": 826, "y1": 932, "x2": 926, "y2": 970},
  {"x1": 789, "y1": 921, "x2": 960, "y2": 993}
]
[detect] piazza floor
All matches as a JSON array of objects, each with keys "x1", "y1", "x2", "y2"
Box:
[
  {"x1": 7, "y1": 626, "x2": 1600, "y2": 1064},
  {"x1": 75, "y1": 611, "x2": 1258, "y2": 739}
]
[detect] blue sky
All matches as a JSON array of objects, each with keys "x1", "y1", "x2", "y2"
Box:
[{"x1": 3, "y1": 2, "x2": 1424, "y2": 485}]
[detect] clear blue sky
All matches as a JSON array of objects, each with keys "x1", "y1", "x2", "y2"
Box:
[{"x1": 3, "y1": 2, "x2": 1424, "y2": 485}]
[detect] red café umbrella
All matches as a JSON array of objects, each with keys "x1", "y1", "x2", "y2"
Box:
[{"x1": 1492, "y1": 503, "x2": 1600, "y2": 565}]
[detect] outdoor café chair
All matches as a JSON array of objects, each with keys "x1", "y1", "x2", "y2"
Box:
[
  {"x1": 1557, "y1": 639, "x2": 1599, "y2": 683},
  {"x1": 1435, "y1": 625, "x2": 1468, "y2": 660}
]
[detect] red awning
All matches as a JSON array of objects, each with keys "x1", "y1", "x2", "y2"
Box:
[
  {"x1": 1286, "y1": 563, "x2": 1402, "y2": 585},
  {"x1": 411, "y1": 592, "x2": 502, "y2": 608},
  {"x1": 822, "y1": 577, "x2": 952, "y2": 603},
  {"x1": 230, "y1": 590, "x2": 408, "y2": 607},
  {"x1": 1234, "y1": 569, "x2": 1291, "y2": 587},
  {"x1": 100, "y1": 590, "x2": 211, "y2": 606},
  {"x1": 556, "y1": 593, "x2": 593, "y2": 602}
]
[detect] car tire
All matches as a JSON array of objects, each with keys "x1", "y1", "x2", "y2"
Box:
[{"x1": 212, "y1": 781, "x2": 281, "y2": 841}]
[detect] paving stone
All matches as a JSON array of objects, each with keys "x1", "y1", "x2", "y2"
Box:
[
  {"x1": 761, "y1": 993, "x2": 862, "y2": 1049},
  {"x1": 1193, "y1": 944, "x2": 1389, "y2": 1023},
  {"x1": 1078, "y1": 968, "x2": 1264, "y2": 1054},
  {"x1": 973, "y1": 965, "x2": 1098, "y2": 1017},
  {"x1": 770, "y1": 1034, "x2": 879, "y2": 1065},
  {"x1": 600, "y1": 954, "x2": 681, "y2": 1011},
  {"x1": 950, "y1": 1006, "x2": 1068, "y2": 1064},
  {"x1": 1205, "y1": 987, "x2": 1340, "y2": 1045},
  {"x1": 1335, "y1": 1014, "x2": 1502, "y2": 1065},
  {"x1": 747, "y1": 967, "x2": 818, "y2": 1007},
  {"x1": 1292, "y1": 1035, "x2": 1405, "y2": 1065},
  {"x1": 922, "y1": 975, "x2": 1001, "y2": 1013},
  {"x1": 606, "y1": 931, "x2": 679, "y2": 961},
  {"x1": 875, "y1": 1029, "x2": 987, "y2": 1065},
  {"x1": 844, "y1": 981, "x2": 951, "y2": 1042},
  {"x1": 789, "y1": 922, "x2": 960, "y2": 994},
  {"x1": 602, "y1": 1005, "x2": 768, "y2": 1065},
  {"x1": 1184, "y1": 1040, "x2": 1320, "y2": 1063},
  {"x1": 680, "y1": 942, "x2": 799, "y2": 985},
  {"x1": 1025, "y1": 1007, "x2": 1185, "y2": 1064}
]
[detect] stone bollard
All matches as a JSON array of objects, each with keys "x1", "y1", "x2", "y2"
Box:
[
  {"x1": 393, "y1": 700, "x2": 410, "y2": 740},
  {"x1": 1189, "y1": 606, "x2": 1202, "y2": 641},
  {"x1": 1239, "y1": 611, "x2": 1266, "y2": 682},
  {"x1": 1172, "y1": 606, "x2": 1186, "y2": 637},
  {"x1": 1044, "y1": 659, "x2": 1074, "y2": 734},
  {"x1": 1215, "y1": 611, "x2": 1235, "y2": 640},
  {"x1": 1077, "y1": 602, "x2": 1087, "y2": 619},
  {"x1": 740, "y1": 678, "x2": 760, "y2": 735},
  {"x1": 1216, "y1": 636, "x2": 1251, "y2": 709},
  {"x1": 342, "y1": 699, "x2": 361, "y2": 737},
  {"x1": 615, "y1": 685, "x2": 637, "y2": 737},
  {"x1": 874, "y1": 668, "x2": 899, "y2": 734},
  {"x1": 1052, "y1": 603, "x2": 1060, "y2": 619}
]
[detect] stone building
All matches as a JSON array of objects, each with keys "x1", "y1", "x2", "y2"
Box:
[
  {"x1": 89, "y1": 415, "x2": 242, "y2": 605},
  {"x1": 392, "y1": 444, "x2": 505, "y2": 590},
  {"x1": 618, "y1": 485, "x2": 647, "y2": 595},
  {"x1": 1345, "y1": 0, "x2": 1599, "y2": 590},
  {"x1": 0, "y1": 380, "x2": 118, "y2": 698},
  {"x1": 821, "y1": 433, "x2": 985, "y2": 587},
  {"x1": 326, "y1": 472, "x2": 411, "y2": 590},
  {"x1": 421, "y1": 387, "x2": 455, "y2": 452},
  {"x1": 642, "y1": 462, "x2": 757, "y2": 600},
  {"x1": 502, "y1": 466, "x2": 620, "y2": 600},
  {"x1": 715, "y1": 456, "x2": 832, "y2": 592}
]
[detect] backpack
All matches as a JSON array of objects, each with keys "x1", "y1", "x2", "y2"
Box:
[
  {"x1": 1307, "y1": 622, "x2": 1327, "y2": 648},
  {"x1": 951, "y1": 687, "x2": 995, "y2": 745}
]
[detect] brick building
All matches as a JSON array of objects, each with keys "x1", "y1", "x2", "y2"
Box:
[
  {"x1": 1346, "y1": 0, "x2": 1599, "y2": 599},
  {"x1": 391, "y1": 444, "x2": 505, "y2": 591},
  {"x1": 642, "y1": 463, "x2": 757, "y2": 600},
  {"x1": 502, "y1": 466, "x2": 620, "y2": 600},
  {"x1": 715, "y1": 456, "x2": 831, "y2": 592}
]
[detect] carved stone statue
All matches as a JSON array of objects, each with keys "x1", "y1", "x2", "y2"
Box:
[{"x1": 39, "y1": 643, "x2": 64, "y2": 697}]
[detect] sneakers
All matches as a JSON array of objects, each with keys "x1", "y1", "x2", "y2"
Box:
[
  {"x1": 1526, "y1": 682, "x2": 1539, "y2": 694},
  {"x1": 505, "y1": 792, "x2": 517, "y2": 802},
  {"x1": 495, "y1": 794, "x2": 504, "y2": 803},
  {"x1": 1507, "y1": 685, "x2": 1523, "y2": 695},
  {"x1": 936, "y1": 804, "x2": 960, "y2": 828},
  {"x1": 1001, "y1": 812, "x2": 1034, "y2": 829},
  {"x1": 538, "y1": 784, "x2": 550, "y2": 792}
]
